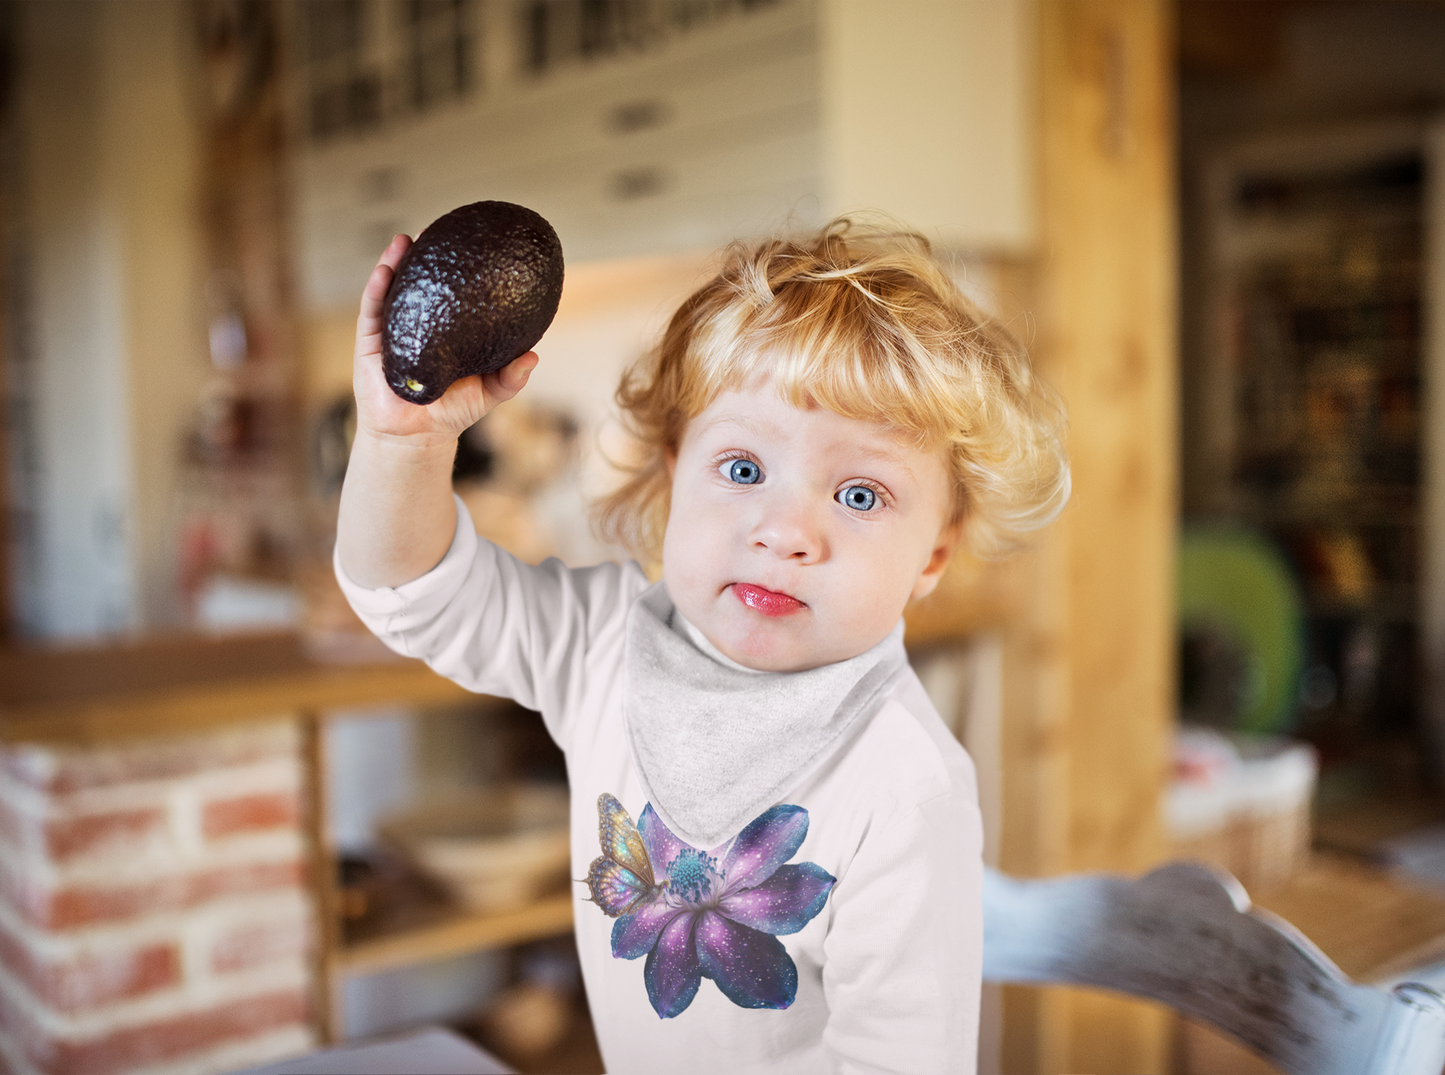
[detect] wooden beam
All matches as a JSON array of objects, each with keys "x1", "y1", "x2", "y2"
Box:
[{"x1": 1000, "y1": 1, "x2": 1178, "y2": 1071}]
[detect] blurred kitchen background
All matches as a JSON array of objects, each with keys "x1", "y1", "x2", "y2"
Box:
[{"x1": 0, "y1": 1, "x2": 1444, "y2": 1074}]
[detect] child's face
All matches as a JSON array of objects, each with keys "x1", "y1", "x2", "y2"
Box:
[{"x1": 662, "y1": 380, "x2": 959, "y2": 673}]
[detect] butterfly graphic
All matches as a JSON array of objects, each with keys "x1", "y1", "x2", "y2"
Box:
[{"x1": 585, "y1": 793, "x2": 659, "y2": 917}]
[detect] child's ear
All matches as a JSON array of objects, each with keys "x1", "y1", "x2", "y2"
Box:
[{"x1": 910, "y1": 521, "x2": 964, "y2": 602}]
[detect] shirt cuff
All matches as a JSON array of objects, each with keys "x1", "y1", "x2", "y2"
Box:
[{"x1": 333, "y1": 494, "x2": 480, "y2": 634}]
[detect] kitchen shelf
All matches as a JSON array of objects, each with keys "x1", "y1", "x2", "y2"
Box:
[{"x1": 338, "y1": 892, "x2": 575, "y2": 978}]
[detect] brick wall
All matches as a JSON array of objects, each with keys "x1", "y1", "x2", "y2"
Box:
[{"x1": 0, "y1": 722, "x2": 317, "y2": 1075}]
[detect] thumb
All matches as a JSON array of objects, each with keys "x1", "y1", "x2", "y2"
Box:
[{"x1": 491, "y1": 351, "x2": 540, "y2": 400}]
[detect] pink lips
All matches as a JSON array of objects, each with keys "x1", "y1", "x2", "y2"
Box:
[{"x1": 731, "y1": 583, "x2": 804, "y2": 617}]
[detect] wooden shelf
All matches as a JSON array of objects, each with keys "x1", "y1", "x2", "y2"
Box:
[
  {"x1": 336, "y1": 893, "x2": 575, "y2": 978},
  {"x1": 0, "y1": 631, "x2": 478, "y2": 744}
]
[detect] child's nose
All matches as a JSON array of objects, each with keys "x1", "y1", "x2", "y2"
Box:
[{"x1": 749, "y1": 500, "x2": 825, "y2": 562}]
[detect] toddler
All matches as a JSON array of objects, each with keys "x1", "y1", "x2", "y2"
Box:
[{"x1": 335, "y1": 219, "x2": 1069, "y2": 1074}]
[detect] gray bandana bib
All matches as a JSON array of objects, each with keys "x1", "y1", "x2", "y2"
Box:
[{"x1": 624, "y1": 581, "x2": 907, "y2": 848}]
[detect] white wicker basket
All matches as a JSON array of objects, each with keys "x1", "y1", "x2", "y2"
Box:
[{"x1": 379, "y1": 784, "x2": 571, "y2": 912}]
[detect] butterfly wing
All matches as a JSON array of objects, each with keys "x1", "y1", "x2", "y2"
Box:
[
  {"x1": 586, "y1": 855, "x2": 652, "y2": 917},
  {"x1": 597, "y1": 793, "x2": 655, "y2": 888}
]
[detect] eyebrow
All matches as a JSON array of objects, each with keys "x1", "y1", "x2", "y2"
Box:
[
  {"x1": 844, "y1": 441, "x2": 920, "y2": 480},
  {"x1": 694, "y1": 413, "x2": 777, "y2": 440},
  {"x1": 698, "y1": 413, "x2": 921, "y2": 479}
]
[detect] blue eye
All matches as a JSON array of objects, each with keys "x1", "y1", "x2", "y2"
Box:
[
  {"x1": 839, "y1": 485, "x2": 877, "y2": 511},
  {"x1": 726, "y1": 458, "x2": 762, "y2": 485}
]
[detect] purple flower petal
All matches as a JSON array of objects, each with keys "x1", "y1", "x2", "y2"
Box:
[
  {"x1": 612, "y1": 893, "x2": 681, "y2": 959},
  {"x1": 695, "y1": 910, "x2": 798, "y2": 1010},
  {"x1": 644, "y1": 911, "x2": 702, "y2": 1018},
  {"x1": 718, "y1": 862, "x2": 836, "y2": 936},
  {"x1": 720, "y1": 804, "x2": 809, "y2": 892},
  {"x1": 639, "y1": 803, "x2": 689, "y2": 874}
]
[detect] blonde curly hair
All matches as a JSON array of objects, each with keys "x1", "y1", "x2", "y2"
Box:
[{"x1": 593, "y1": 217, "x2": 1070, "y2": 560}]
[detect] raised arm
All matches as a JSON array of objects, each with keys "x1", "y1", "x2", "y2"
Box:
[{"x1": 336, "y1": 235, "x2": 538, "y2": 589}]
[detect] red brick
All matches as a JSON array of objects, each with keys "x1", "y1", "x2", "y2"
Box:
[
  {"x1": 0, "y1": 918, "x2": 180, "y2": 1012},
  {"x1": 7, "y1": 987, "x2": 308, "y2": 1075},
  {"x1": 0, "y1": 774, "x2": 165, "y2": 866},
  {"x1": 47, "y1": 808, "x2": 170, "y2": 863},
  {"x1": 211, "y1": 916, "x2": 313, "y2": 974},
  {"x1": 202, "y1": 791, "x2": 300, "y2": 840},
  {"x1": 0, "y1": 797, "x2": 169, "y2": 863},
  {"x1": 2, "y1": 860, "x2": 305, "y2": 929}
]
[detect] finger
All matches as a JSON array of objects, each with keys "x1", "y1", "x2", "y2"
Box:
[
  {"x1": 379, "y1": 232, "x2": 411, "y2": 271},
  {"x1": 357, "y1": 234, "x2": 412, "y2": 327}
]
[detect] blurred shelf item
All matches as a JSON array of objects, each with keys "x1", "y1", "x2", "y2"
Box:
[
  {"x1": 339, "y1": 891, "x2": 574, "y2": 978},
  {"x1": 1168, "y1": 729, "x2": 1318, "y2": 892},
  {"x1": 378, "y1": 785, "x2": 571, "y2": 914}
]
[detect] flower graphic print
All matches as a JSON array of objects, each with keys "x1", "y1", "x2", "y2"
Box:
[{"x1": 585, "y1": 793, "x2": 836, "y2": 1018}]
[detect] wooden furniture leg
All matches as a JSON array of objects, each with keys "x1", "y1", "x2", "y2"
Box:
[{"x1": 301, "y1": 711, "x2": 343, "y2": 1043}]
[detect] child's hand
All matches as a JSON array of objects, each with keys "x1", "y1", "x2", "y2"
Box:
[{"x1": 352, "y1": 234, "x2": 540, "y2": 446}]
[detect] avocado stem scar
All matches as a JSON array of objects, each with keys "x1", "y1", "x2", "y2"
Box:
[{"x1": 405, "y1": 378, "x2": 424, "y2": 392}]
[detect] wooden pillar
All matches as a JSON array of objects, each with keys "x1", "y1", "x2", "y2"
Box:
[{"x1": 1000, "y1": 1, "x2": 1178, "y2": 1071}]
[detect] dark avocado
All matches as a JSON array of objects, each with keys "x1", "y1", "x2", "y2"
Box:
[{"x1": 381, "y1": 201, "x2": 564, "y2": 405}]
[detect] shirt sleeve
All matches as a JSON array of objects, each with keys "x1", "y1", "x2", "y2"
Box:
[
  {"x1": 333, "y1": 494, "x2": 646, "y2": 748},
  {"x1": 821, "y1": 790, "x2": 984, "y2": 1074}
]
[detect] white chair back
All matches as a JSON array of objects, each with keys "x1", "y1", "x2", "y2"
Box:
[{"x1": 983, "y1": 862, "x2": 1445, "y2": 1075}]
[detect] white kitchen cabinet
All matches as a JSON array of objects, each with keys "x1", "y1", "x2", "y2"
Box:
[
  {"x1": 292, "y1": 0, "x2": 822, "y2": 309},
  {"x1": 290, "y1": 0, "x2": 1039, "y2": 310}
]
